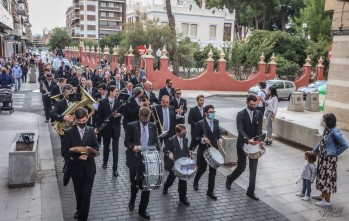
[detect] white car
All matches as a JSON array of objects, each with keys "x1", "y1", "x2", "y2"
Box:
[{"x1": 248, "y1": 80, "x2": 296, "y2": 100}]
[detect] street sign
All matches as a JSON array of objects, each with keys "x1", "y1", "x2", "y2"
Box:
[{"x1": 137, "y1": 46, "x2": 146, "y2": 55}]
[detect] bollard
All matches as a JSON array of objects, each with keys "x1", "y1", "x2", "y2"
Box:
[{"x1": 287, "y1": 92, "x2": 304, "y2": 112}]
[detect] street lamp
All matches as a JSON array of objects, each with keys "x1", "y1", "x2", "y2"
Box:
[{"x1": 156, "y1": 48, "x2": 161, "y2": 70}]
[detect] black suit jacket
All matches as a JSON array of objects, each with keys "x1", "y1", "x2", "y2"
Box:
[
  {"x1": 236, "y1": 109, "x2": 263, "y2": 149},
  {"x1": 92, "y1": 74, "x2": 104, "y2": 88},
  {"x1": 85, "y1": 87, "x2": 98, "y2": 97},
  {"x1": 70, "y1": 76, "x2": 81, "y2": 87},
  {"x1": 124, "y1": 121, "x2": 159, "y2": 169},
  {"x1": 152, "y1": 105, "x2": 176, "y2": 138},
  {"x1": 50, "y1": 85, "x2": 62, "y2": 97},
  {"x1": 40, "y1": 80, "x2": 57, "y2": 95},
  {"x1": 170, "y1": 98, "x2": 187, "y2": 124},
  {"x1": 195, "y1": 118, "x2": 221, "y2": 151},
  {"x1": 131, "y1": 77, "x2": 142, "y2": 87},
  {"x1": 50, "y1": 99, "x2": 68, "y2": 122},
  {"x1": 188, "y1": 106, "x2": 204, "y2": 136},
  {"x1": 61, "y1": 125, "x2": 99, "y2": 178},
  {"x1": 109, "y1": 80, "x2": 126, "y2": 91},
  {"x1": 95, "y1": 97, "x2": 123, "y2": 138},
  {"x1": 163, "y1": 135, "x2": 189, "y2": 171},
  {"x1": 144, "y1": 90, "x2": 160, "y2": 105},
  {"x1": 158, "y1": 87, "x2": 175, "y2": 101},
  {"x1": 123, "y1": 98, "x2": 140, "y2": 127}
]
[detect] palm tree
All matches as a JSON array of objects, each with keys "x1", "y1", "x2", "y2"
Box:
[{"x1": 165, "y1": 0, "x2": 179, "y2": 75}]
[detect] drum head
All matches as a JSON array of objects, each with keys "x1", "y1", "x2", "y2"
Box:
[
  {"x1": 209, "y1": 147, "x2": 224, "y2": 165},
  {"x1": 174, "y1": 157, "x2": 196, "y2": 174}
]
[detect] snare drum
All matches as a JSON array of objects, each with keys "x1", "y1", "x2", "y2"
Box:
[
  {"x1": 203, "y1": 147, "x2": 224, "y2": 169},
  {"x1": 173, "y1": 157, "x2": 197, "y2": 181},
  {"x1": 141, "y1": 150, "x2": 163, "y2": 191}
]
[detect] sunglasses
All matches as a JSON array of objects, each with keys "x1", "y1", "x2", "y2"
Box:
[{"x1": 176, "y1": 93, "x2": 181, "y2": 95}]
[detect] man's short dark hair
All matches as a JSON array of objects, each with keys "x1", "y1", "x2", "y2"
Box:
[
  {"x1": 259, "y1": 81, "x2": 266, "y2": 89},
  {"x1": 175, "y1": 124, "x2": 186, "y2": 134},
  {"x1": 175, "y1": 88, "x2": 181, "y2": 93},
  {"x1": 204, "y1": 104, "x2": 214, "y2": 113},
  {"x1": 46, "y1": 73, "x2": 53, "y2": 78},
  {"x1": 166, "y1": 79, "x2": 172, "y2": 84},
  {"x1": 63, "y1": 84, "x2": 73, "y2": 91},
  {"x1": 59, "y1": 78, "x2": 67, "y2": 83},
  {"x1": 75, "y1": 107, "x2": 88, "y2": 120},
  {"x1": 97, "y1": 83, "x2": 107, "y2": 90},
  {"x1": 107, "y1": 85, "x2": 117, "y2": 94},
  {"x1": 196, "y1": 95, "x2": 204, "y2": 101},
  {"x1": 139, "y1": 107, "x2": 151, "y2": 117},
  {"x1": 247, "y1": 94, "x2": 257, "y2": 102}
]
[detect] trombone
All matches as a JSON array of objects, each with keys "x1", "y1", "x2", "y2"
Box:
[
  {"x1": 41, "y1": 81, "x2": 50, "y2": 96},
  {"x1": 176, "y1": 104, "x2": 184, "y2": 119},
  {"x1": 150, "y1": 104, "x2": 168, "y2": 138}
]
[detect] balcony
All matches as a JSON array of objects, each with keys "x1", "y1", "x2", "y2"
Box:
[
  {"x1": 99, "y1": 6, "x2": 122, "y2": 12},
  {"x1": 99, "y1": 16, "x2": 122, "y2": 21},
  {"x1": 74, "y1": 3, "x2": 80, "y2": 10},
  {"x1": 99, "y1": 25, "x2": 120, "y2": 30}
]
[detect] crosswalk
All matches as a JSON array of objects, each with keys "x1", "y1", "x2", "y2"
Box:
[{"x1": 12, "y1": 93, "x2": 26, "y2": 109}]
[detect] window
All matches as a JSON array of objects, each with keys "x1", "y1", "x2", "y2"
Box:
[
  {"x1": 101, "y1": 12, "x2": 106, "y2": 17},
  {"x1": 108, "y1": 12, "x2": 115, "y2": 17},
  {"x1": 190, "y1": 24, "x2": 197, "y2": 37},
  {"x1": 100, "y1": 2, "x2": 106, "y2": 7},
  {"x1": 224, "y1": 23, "x2": 232, "y2": 41},
  {"x1": 108, "y1": 21, "x2": 117, "y2": 26},
  {"x1": 274, "y1": 82, "x2": 284, "y2": 89},
  {"x1": 181, "y1": 23, "x2": 189, "y2": 36},
  {"x1": 108, "y1": 2, "x2": 114, "y2": 7},
  {"x1": 209, "y1": 25, "x2": 216, "y2": 39},
  {"x1": 285, "y1": 82, "x2": 294, "y2": 88},
  {"x1": 100, "y1": 20, "x2": 108, "y2": 25}
]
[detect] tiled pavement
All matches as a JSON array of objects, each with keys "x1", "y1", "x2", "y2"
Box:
[{"x1": 51, "y1": 127, "x2": 288, "y2": 221}]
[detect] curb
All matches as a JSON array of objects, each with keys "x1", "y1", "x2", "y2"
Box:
[{"x1": 206, "y1": 93, "x2": 248, "y2": 98}]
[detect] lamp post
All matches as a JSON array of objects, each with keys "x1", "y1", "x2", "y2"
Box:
[{"x1": 156, "y1": 48, "x2": 161, "y2": 70}]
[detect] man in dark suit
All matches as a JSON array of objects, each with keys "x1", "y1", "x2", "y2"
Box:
[
  {"x1": 170, "y1": 88, "x2": 187, "y2": 125},
  {"x1": 192, "y1": 104, "x2": 222, "y2": 200},
  {"x1": 122, "y1": 87, "x2": 147, "y2": 129},
  {"x1": 152, "y1": 95, "x2": 176, "y2": 147},
  {"x1": 143, "y1": 81, "x2": 159, "y2": 105},
  {"x1": 188, "y1": 95, "x2": 205, "y2": 150},
  {"x1": 85, "y1": 80, "x2": 98, "y2": 97},
  {"x1": 163, "y1": 124, "x2": 191, "y2": 206},
  {"x1": 131, "y1": 71, "x2": 142, "y2": 87},
  {"x1": 70, "y1": 70, "x2": 82, "y2": 88},
  {"x1": 40, "y1": 73, "x2": 57, "y2": 122},
  {"x1": 62, "y1": 107, "x2": 99, "y2": 221},
  {"x1": 226, "y1": 94, "x2": 263, "y2": 200},
  {"x1": 158, "y1": 79, "x2": 175, "y2": 101},
  {"x1": 50, "y1": 78, "x2": 67, "y2": 106},
  {"x1": 95, "y1": 85, "x2": 123, "y2": 176},
  {"x1": 110, "y1": 74, "x2": 125, "y2": 91},
  {"x1": 82, "y1": 66, "x2": 93, "y2": 80},
  {"x1": 124, "y1": 107, "x2": 159, "y2": 220},
  {"x1": 55, "y1": 61, "x2": 70, "y2": 78}
]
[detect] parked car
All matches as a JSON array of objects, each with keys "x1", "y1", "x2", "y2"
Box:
[
  {"x1": 297, "y1": 81, "x2": 327, "y2": 99},
  {"x1": 51, "y1": 58, "x2": 72, "y2": 74},
  {"x1": 248, "y1": 80, "x2": 296, "y2": 100}
]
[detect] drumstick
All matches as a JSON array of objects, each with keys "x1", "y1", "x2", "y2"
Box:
[{"x1": 218, "y1": 143, "x2": 227, "y2": 156}]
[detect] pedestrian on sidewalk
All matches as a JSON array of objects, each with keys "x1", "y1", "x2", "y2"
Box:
[
  {"x1": 296, "y1": 151, "x2": 316, "y2": 201},
  {"x1": 256, "y1": 81, "x2": 267, "y2": 118},
  {"x1": 11, "y1": 62, "x2": 22, "y2": 91},
  {"x1": 263, "y1": 86, "x2": 278, "y2": 145},
  {"x1": 21, "y1": 62, "x2": 28, "y2": 83},
  {"x1": 312, "y1": 113, "x2": 348, "y2": 207}
]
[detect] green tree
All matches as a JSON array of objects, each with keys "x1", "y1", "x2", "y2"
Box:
[
  {"x1": 100, "y1": 32, "x2": 124, "y2": 50},
  {"x1": 178, "y1": 37, "x2": 200, "y2": 76},
  {"x1": 48, "y1": 27, "x2": 71, "y2": 50},
  {"x1": 292, "y1": 0, "x2": 332, "y2": 41}
]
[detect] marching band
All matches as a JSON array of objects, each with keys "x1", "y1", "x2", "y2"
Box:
[{"x1": 39, "y1": 62, "x2": 264, "y2": 221}]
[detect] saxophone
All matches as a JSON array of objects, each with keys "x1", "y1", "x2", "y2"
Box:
[{"x1": 53, "y1": 87, "x2": 97, "y2": 135}]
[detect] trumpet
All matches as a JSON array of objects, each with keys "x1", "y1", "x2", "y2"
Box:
[
  {"x1": 150, "y1": 104, "x2": 168, "y2": 138},
  {"x1": 176, "y1": 104, "x2": 184, "y2": 119},
  {"x1": 41, "y1": 82, "x2": 50, "y2": 96}
]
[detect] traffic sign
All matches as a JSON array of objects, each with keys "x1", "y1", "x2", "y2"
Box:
[{"x1": 137, "y1": 46, "x2": 146, "y2": 55}]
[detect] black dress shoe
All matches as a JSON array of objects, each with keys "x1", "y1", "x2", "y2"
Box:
[
  {"x1": 113, "y1": 170, "x2": 118, "y2": 177},
  {"x1": 180, "y1": 197, "x2": 190, "y2": 206},
  {"x1": 193, "y1": 184, "x2": 198, "y2": 191},
  {"x1": 138, "y1": 210, "x2": 150, "y2": 219},
  {"x1": 102, "y1": 163, "x2": 107, "y2": 169},
  {"x1": 246, "y1": 193, "x2": 259, "y2": 201},
  {"x1": 162, "y1": 188, "x2": 168, "y2": 195},
  {"x1": 73, "y1": 211, "x2": 79, "y2": 219},
  {"x1": 207, "y1": 192, "x2": 217, "y2": 200},
  {"x1": 128, "y1": 202, "x2": 135, "y2": 211},
  {"x1": 226, "y1": 177, "x2": 232, "y2": 190}
]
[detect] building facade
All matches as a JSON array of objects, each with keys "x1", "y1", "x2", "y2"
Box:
[
  {"x1": 0, "y1": 0, "x2": 31, "y2": 57},
  {"x1": 126, "y1": 0, "x2": 235, "y2": 48},
  {"x1": 66, "y1": 0, "x2": 126, "y2": 40}
]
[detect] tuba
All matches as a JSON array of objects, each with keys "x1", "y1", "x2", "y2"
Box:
[{"x1": 53, "y1": 87, "x2": 97, "y2": 135}]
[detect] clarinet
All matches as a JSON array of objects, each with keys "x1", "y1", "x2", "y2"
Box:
[{"x1": 98, "y1": 101, "x2": 126, "y2": 131}]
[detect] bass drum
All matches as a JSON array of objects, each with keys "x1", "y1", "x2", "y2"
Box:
[
  {"x1": 173, "y1": 157, "x2": 197, "y2": 181},
  {"x1": 141, "y1": 150, "x2": 163, "y2": 191}
]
